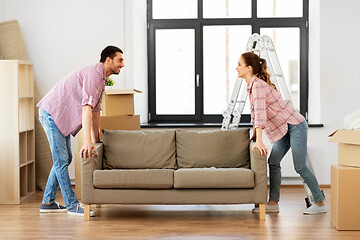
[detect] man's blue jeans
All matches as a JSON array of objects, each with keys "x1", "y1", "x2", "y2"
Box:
[
  {"x1": 268, "y1": 120, "x2": 324, "y2": 203},
  {"x1": 39, "y1": 109, "x2": 78, "y2": 209}
]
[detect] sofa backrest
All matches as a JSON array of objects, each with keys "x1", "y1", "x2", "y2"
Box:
[
  {"x1": 102, "y1": 129, "x2": 177, "y2": 169},
  {"x1": 176, "y1": 129, "x2": 250, "y2": 168},
  {"x1": 102, "y1": 128, "x2": 250, "y2": 170}
]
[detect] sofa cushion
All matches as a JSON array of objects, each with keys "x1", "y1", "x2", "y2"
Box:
[
  {"x1": 102, "y1": 130, "x2": 177, "y2": 169},
  {"x1": 93, "y1": 169, "x2": 174, "y2": 189},
  {"x1": 176, "y1": 129, "x2": 250, "y2": 168},
  {"x1": 174, "y1": 168, "x2": 254, "y2": 188}
]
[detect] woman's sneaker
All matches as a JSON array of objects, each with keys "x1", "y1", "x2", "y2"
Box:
[
  {"x1": 40, "y1": 202, "x2": 67, "y2": 213},
  {"x1": 252, "y1": 203, "x2": 279, "y2": 213},
  {"x1": 303, "y1": 204, "x2": 326, "y2": 215},
  {"x1": 68, "y1": 203, "x2": 95, "y2": 217}
]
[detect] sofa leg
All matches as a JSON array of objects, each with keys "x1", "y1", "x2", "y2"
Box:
[
  {"x1": 96, "y1": 204, "x2": 101, "y2": 208},
  {"x1": 259, "y1": 203, "x2": 265, "y2": 221},
  {"x1": 84, "y1": 204, "x2": 90, "y2": 221}
]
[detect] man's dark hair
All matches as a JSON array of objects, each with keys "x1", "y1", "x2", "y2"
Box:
[{"x1": 100, "y1": 46, "x2": 123, "y2": 63}]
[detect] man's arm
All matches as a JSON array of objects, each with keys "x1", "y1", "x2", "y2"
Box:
[
  {"x1": 80, "y1": 105, "x2": 97, "y2": 158},
  {"x1": 92, "y1": 111, "x2": 101, "y2": 143}
]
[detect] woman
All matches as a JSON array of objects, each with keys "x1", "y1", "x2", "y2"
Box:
[{"x1": 236, "y1": 52, "x2": 326, "y2": 214}]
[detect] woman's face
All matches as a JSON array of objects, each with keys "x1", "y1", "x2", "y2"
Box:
[{"x1": 236, "y1": 57, "x2": 249, "y2": 78}]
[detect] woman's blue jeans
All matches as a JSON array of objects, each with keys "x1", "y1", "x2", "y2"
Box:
[
  {"x1": 38, "y1": 109, "x2": 78, "y2": 209},
  {"x1": 268, "y1": 120, "x2": 324, "y2": 203}
]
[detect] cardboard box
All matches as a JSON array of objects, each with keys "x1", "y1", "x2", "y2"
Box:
[
  {"x1": 102, "y1": 89, "x2": 142, "y2": 116},
  {"x1": 329, "y1": 129, "x2": 360, "y2": 168},
  {"x1": 100, "y1": 115, "x2": 140, "y2": 139},
  {"x1": 74, "y1": 152, "x2": 81, "y2": 200},
  {"x1": 331, "y1": 164, "x2": 360, "y2": 230},
  {"x1": 77, "y1": 115, "x2": 141, "y2": 147}
]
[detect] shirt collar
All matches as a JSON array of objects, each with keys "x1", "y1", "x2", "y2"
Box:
[
  {"x1": 247, "y1": 75, "x2": 258, "y2": 92},
  {"x1": 95, "y1": 62, "x2": 108, "y2": 83}
]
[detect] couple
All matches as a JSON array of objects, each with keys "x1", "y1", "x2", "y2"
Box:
[{"x1": 38, "y1": 47, "x2": 326, "y2": 216}]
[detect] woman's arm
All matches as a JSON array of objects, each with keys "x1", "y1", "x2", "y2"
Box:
[
  {"x1": 252, "y1": 127, "x2": 268, "y2": 156},
  {"x1": 250, "y1": 82, "x2": 268, "y2": 156},
  {"x1": 250, "y1": 126, "x2": 256, "y2": 142}
]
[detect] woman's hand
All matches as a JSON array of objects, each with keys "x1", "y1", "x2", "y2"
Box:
[{"x1": 252, "y1": 141, "x2": 268, "y2": 156}]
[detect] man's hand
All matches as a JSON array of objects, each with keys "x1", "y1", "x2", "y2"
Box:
[{"x1": 80, "y1": 140, "x2": 97, "y2": 159}]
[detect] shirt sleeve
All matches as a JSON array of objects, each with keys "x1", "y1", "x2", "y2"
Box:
[
  {"x1": 92, "y1": 92, "x2": 104, "y2": 112},
  {"x1": 252, "y1": 83, "x2": 267, "y2": 129},
  {"x1": 81, "y1": 72, "x2": 100, "y2": 109},
  {"x1": 250, "y1": 108, "x2": 255, "y2": 126},
  {"x1": 93, "y1": 102, "x2": 102, "y2": 112}
]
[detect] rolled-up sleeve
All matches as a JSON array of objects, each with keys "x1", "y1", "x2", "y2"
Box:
[
  {"x1": 92, "y1": 90, "x2": 105, "y2": 112},
  {"x1": 82, "y1": 72, "x2": 100, "y2": 109},
  {"x1": 93, "y1": 101, "x2": 102, "y2": 112},
  {"x1": 251, "y1": 83, "x2": 267, "y2": 129}
]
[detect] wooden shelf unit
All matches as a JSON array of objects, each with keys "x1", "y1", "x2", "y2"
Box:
[{"x1": 0, "y1": 60, "x2": 35, "y2": 204}]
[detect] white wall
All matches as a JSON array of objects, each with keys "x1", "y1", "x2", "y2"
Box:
[
  {"x1": 282, "y1": 0, "x2": 360, "y2": 185},
  {"x1": 4, "y1": 0, "x2": 127, "y2": 93},
  {"x1": 2, "y1": 0, "x2": 128, "y2": 179},
  {"x1": 124, "y1": 0, "x2": 148, "y2": 123},
  {"x1": 2, "y1": 0, "x2": 148, "y2": 180},
  {"x1": 0, "y1": 0, "x2": 5, "y2": 22},
  {"x1": 3, "y1": 0, "x2": 359, "y2": 185},
  {"x1": 312, "y1": 0, "x2": 360, "y2": 184},
  {"x1": 0, "y1": 0, "x2": 5, "y2": 59}
]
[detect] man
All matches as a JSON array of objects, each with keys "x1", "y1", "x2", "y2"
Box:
[{"x1": 37, "y1": 46, "x2": 124, "y2": 216}]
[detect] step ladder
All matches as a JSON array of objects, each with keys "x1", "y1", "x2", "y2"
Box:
[{"x1": 222, "y1": 33, "x2": 323, "y2": 207}]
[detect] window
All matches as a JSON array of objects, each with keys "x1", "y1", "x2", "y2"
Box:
[{"x1": 148, "y1": 0, "x2": 309, "y2": 123}]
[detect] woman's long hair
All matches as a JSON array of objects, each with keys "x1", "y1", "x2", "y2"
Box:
[{"x1": 241, "y1": 52, "x2": 277, "y2": 90}]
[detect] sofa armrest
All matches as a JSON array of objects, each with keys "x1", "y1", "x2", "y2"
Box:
[
  {"x1": 249, "y1": 142, "x2": 268, "y2": 203},
  {"x1": 81, "y1": 143, "x2": 103, "y2": 203}
]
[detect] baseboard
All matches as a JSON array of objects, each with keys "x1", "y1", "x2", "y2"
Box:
[{"x1": 279, "y1": 184, "x2": 330, "y2": 188}]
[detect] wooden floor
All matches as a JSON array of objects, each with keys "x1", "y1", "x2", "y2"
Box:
[{"x1": 0, "y1": 188, "x2": 359, "y2": 239}]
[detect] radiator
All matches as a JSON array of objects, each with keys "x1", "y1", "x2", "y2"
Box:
[
  {"x1": 256, "y1": 131, "x2": 301, "y2": 178},
  {"x1": 280, "y1": 151, "x2": 298, "y2": 177}
]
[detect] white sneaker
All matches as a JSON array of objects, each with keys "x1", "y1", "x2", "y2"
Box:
[
  {"x1": 252, "y1": 204, "x2": 279, "y2": 213},
  {"x1": 303, "y1": 204, "x2": 326, "y2": 215}
]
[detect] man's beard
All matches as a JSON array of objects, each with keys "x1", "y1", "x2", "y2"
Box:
[{"x1": 111, "y1": 67, "x2": 120, "y2": 75}]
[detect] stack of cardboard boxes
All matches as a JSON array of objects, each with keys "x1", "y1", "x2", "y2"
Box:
[
  {"x1": 75, "y1": 89, "x2": 142, "y2": 199},
  {"x1": 100, "y1": 89, "x2": 142, "y2": 137},
  {"x1": 329, "y1": 129, "x2": 360, "y2": 230}
]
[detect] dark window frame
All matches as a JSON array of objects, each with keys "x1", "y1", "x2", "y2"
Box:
[{"x1": 147, "y1": 0, "x2": 309, "y2": 123}]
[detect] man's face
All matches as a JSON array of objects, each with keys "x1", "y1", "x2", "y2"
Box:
[{"x1": 107, "y1": 52, "x2": 124, "y2": 75}]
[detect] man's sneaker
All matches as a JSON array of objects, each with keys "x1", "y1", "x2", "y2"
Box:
[
  {"x1": 303, "y1": 204, "x2": 326, "y2": 215},
  {"x1": 40, "y1": 202, "x2": 67, "y2": 213},
  {"x1": 68, "y1": 203, "x2": 95, "y2": 217},
  {"x1": 252, "y1": 203, "x2": 279, "y2": 213}
]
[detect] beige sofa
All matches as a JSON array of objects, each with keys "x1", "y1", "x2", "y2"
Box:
[{"x1": 81, "y1": 129, "x2": 267, "y2": 220}]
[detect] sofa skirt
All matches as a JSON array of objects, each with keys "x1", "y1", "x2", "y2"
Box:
[{"x1": 85, "y1": 188, "x2": 263, "y2": 205}]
